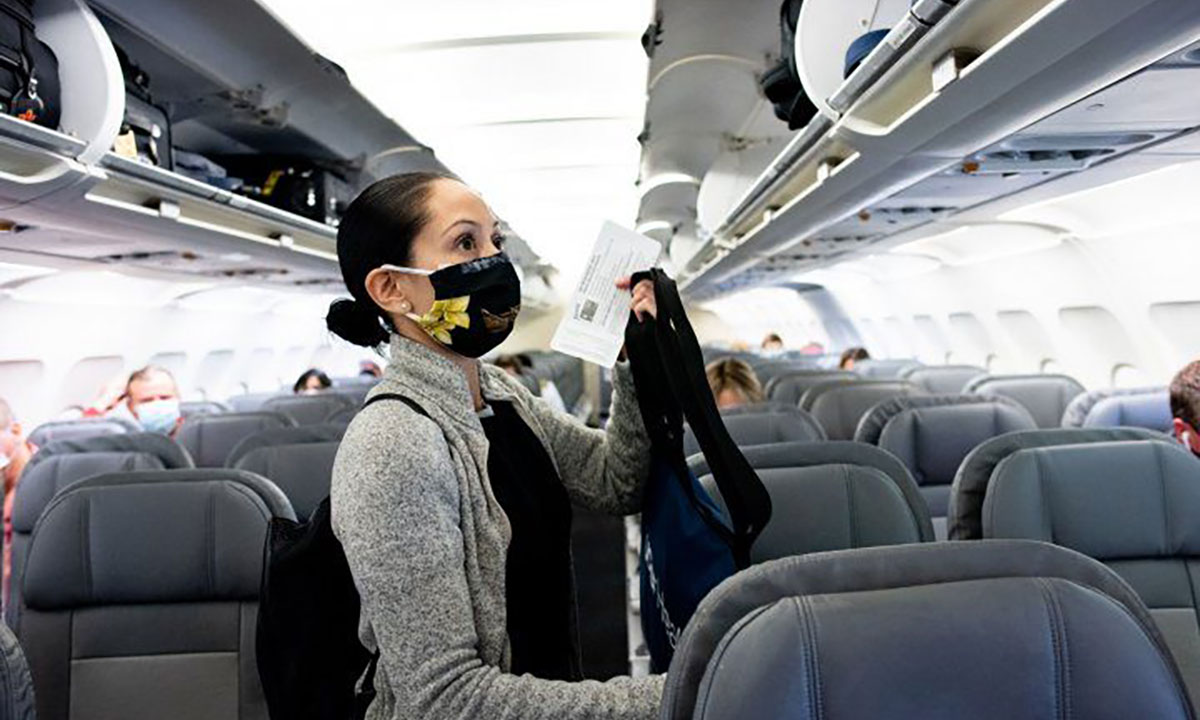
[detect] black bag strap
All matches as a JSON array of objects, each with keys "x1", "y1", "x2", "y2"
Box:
[
  {"x1": 362, "y1": 393, "x2": 429, "y2": 418},
  {"x1": 626, "y1": 270, "x2": 772, "y2": 568}
]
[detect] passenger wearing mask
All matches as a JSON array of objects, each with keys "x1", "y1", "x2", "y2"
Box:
[
  {"x1": 761, "y1": 332, "x2": 784, "y2": 351},
  {"x1": 706, "y1": 358, "x2": 765, "y2": 409},
  {"x1": 325, "y1": 172, "x2": 663, "y2": 719},
  {"x1": 0, "y1": 397, "x2": 35, "y2": 600},
  {"x1": 294, "y1": 368, "x2": 333, "y2": 394},
  {"x1": 359, "y1": 360, "x2": 383, "y2": 378},
  {"x1": 840, "y1": 346, "x2": 871, "y2": 370},
  {"x1": 121, "y1": 365, "x2": 183, "y2": 436},
  {"x1": 1170, "y1": 359, "x2": 1200, "y2": 456}
]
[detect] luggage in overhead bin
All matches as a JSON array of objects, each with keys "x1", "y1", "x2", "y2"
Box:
[
  {"x1": 112, "y1": 45, "x2": 173, "y2": 169},
  {"x1": 759, "y1": 0, "x2": 818, "y2": 130},
  {"x1": 0, "y1": 0, "x2": 61, "y2": 129},
  {"x1": 219, "y1": 155, "x2": 356, "y2": 226}
]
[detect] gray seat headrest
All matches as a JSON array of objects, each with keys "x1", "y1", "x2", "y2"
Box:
[
  {"x1": 13, "y1": 452, "x2": 166, "y2": 535},
  {"x1": 179, "y1": 400, "x2": 231, "y2": 418},
  {"x1": 225, "y1": 391, "x2": 281, "y2": 413},
  {"x1": 1062, "y1": 385, "x2": 1167, "y2": 428},
  {"x1": 984, "y1": 441, "x2": 1200, "y2": 559},
  {"x1": 801, "y1": 380, "x2": 923, "y2": 441},
  {"x1": 23, "y1": 470, "x2": 293, "y2": 610},
  {"x1": 684, "y1": 409, "x2": 825, "y2": 456},
  {"x1": 1083, "y1": 391, "x2": 1172, "y2": 434},
  {"x1": 947, "y1": 427, "x2": 1172, "y2": 540},
  {"x1": 854, "y1": 394, "x2": 1033, "y2": 446},
  {"x1": 765, "y1": 371, "x2": 856, "y2": 405},
  {"x1": 899, "y1": 364, "x2": 986, "y2": 394},
  {"x1": 262, "y1": 394, "x2": 355, "y2": 426},
  {"x1": 700, "y1": 464, "x2": 928, "y2": 563},
  {"x1": 176, "y1": 411, "x2": 297, "y2": 467},
  {"x1": 965, "y1": 374, "x2": 1086, "y2": 429},
  {"x1": 719, "y1": 402, "x2": 799, "y2": 417},
  {"x1": 662, "y1": 541, "x2": 1190, "y2": 720},
  {"x1": 27, "y1": 417, "x2": 141, "y2": 447},
  {"x1": 851, "y1": 358, "x2": 921, "y2": 379},
  {"x1": 26, "y1": 432, "x2": 193, "y2": 472},
  {"x1": 225, "y1": 424, "x2": 345, "y2": 468},
  {"x1": 233, "y1": 441, "x2": 340, "y2": 520},
  {"x1": 689, "y1": 441, "x2": 933, "y2": 542}
]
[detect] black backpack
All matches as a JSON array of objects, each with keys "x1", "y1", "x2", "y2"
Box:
[
  {"x1": 256, "y1": 394, "x2": 425, "y2": 720},
  {"x1": 0, "y1": 0, "x2": 60, "y2": 129},
  {"x1": 759, "y1": 0, "x2": 818, "y2": 130}
]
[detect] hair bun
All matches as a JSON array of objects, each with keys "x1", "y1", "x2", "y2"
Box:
[{"x1": 326, "y1": 298, "x2": 390, "y2": 347}]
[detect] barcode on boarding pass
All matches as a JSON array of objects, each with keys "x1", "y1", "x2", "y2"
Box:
[{"x1": 577, "y1": 298, "x2": 599, "y2": 322}]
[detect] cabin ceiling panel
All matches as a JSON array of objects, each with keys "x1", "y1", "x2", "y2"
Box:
[{"x1": 649, "y1": 0, "x2": 782, "y2": 73}]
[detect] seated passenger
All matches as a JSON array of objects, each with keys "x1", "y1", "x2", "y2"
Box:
[
  {"x1": 799, "y1": 341, "x2": 825, "y2": 356},
  {"x1": 0, "y1": 397, "x2": 35, "y2": 600},
  {"x1": 761, "y1": 332, "x2": 784, "y2": 351},
  {"x1": 840, "y1": 346, "x2": 871, "y2": 370},
  {"x1": 325, "y1": 172, "x2": 663, "y2": 718},
  {"x1": 359, "y1": 360, "x2": 383, "y2": 378},
  {"x1": 117, "y1": 365, "x2": 183, "y2": 436},
  {"x1": 706, "y1": 358, "x2": 765, "y2": 410},
  {"x1": 1170, "y1": 359, "x2": 1200, "y2": 456},
  {"x1": 294, "y1": 368, "x2": 333, "y2": 394}
]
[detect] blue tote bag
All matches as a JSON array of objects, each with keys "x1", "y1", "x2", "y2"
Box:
[{"x1": 625, "y1": 269, "x2": 772, "y2": 672}]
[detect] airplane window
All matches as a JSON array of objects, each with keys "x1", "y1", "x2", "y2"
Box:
[
  {"x1": 146, "y1": 352, "x2": 188, "y2": 380},
  {"x1": 948, "y1": 313, "x2": 994, "y2": 368},
  {"x1": 912, "y1": 315, "x2": 950, "y2": 364},
  {"x1": 0, "y1": 360, "x2": 46, "y2": 426},
  {"x1": 57, "y1": 355, "x2": 125, "y2": 417},
  {"x1": 243, "y1": 348, "x2": 278, "y2": 392},
  {"x1": 857, "y1": 318, "x2": 891, "y2": 356},
  {"x1": 1058, "y1": 306, "x2": 1140, "y2": 389},
  {"x1": 1149, "y1": 301, "x2": 1200, "y2": 368},
  {"x1": 702, "y1": 288, "x2": 829, "y2": 348},
  {"x1": 1041, "y1": 358, "x2": 1064, "y2": 374},
  {"x1": 882, "y1": 317, "x2": 914, "y2": 357},
  {"x1": 195, "y1": 350, "x2": 236, "y2": 401},
  {"x1": 1111, "y1": 363, "x2": 1150, "y2": 388},
  {"x1": 281, "y1": 345, "x2": 316, "y2": 384},
  {"x1": 996, "y1": 310, "x2": 1057, "y2": 373}
]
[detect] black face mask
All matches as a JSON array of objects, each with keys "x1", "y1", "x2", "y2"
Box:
[{"x1": 383, "y1": 254, "x2": 522, "y2": 358}]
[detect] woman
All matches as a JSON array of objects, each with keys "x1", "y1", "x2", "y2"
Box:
[
  {"x1": 706, "y1": 358, "x2": 765, "y2": 409},
  {"x1": 840, "y1": 346, "x2": 870, "y2": 370},
  {"x1": 293, "y1": 368, "x2": 333, "y2": 394},
  {"x1": 326, "y1": 172, "x2": 664, "y2": 720}
]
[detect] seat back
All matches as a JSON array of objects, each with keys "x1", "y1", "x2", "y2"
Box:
[
  {"x1": 1084, "y1": 391, "x2": 1173, "y2": 433},
  {"x1": 225, "y1": 392, "x2": 280, "y2": 413},
  {"x1": 766, "y1": 370, "x2": 856, "y2": 405},
  {"x1": 854, "y1": 395, "x2": 1037, "y2": 536},
  {"x1": 947, "y1": 427, "x2": 1172, "y2": 540},
  {"x1": 19, "y1": 470, "x2": 293, "y2": 720},
  {"x1": 180, "y1": 400, "x2": 231, "y2": 419},
  {"x1": 261, "y1": 394, "x2": 355, "y2": 427},
  {"x1": 1062, "y1": 385, "x2": 1166, "y2": 428},
  {"x1": 7, "y1": 434, "x2": 194, "y2": 630},
  {"x1": 699, "y1": 463, "x2": 929, "y2": 563},
  {"x1": 227, "y1": 425, "x2": 345, "y2": 520},
  {"x1": 0, "y1": 620, "x2": 35, "y2": 718},
  {"x1": 966, "y1": 373, "x2": 1085, "y2": 428},
  {"x1": 983, "y1": 441, "x2": 1200, "y2": 704},
  {"x1": 900, "y1": 364, "x2": 985, "y2": 394},
  {"x1": 801, "y1": 380, "x2": 922, "y2": 440},
  {"x1": 27, "y1": 417, "x2": 141, "y2": 446},
  {"x1": 683, "y1": 409, "x2": 825, "y2": 456},
  {"x1": 852, "y1": 358, "x2": 921, "y2": 379},
  {"x1": 662, "y1": 541, "x2": 1194, "y2": 720},
  {"x1": 754, "y1": 361, "x2": 814, "y2": 390},
  {"x1": 176, "y1": 412, "x2": 296, "y2": 467},
  {"x1": 718, "y1": 402, "x2": 798, "y2": 417},
  {"x1": 691, "y1": 441, "x2": 931, "y2": 542}
]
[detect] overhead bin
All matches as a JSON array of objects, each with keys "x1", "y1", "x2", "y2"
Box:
[{"x1": 678, "y1": 0, "x2": 1200, "y2": 300}]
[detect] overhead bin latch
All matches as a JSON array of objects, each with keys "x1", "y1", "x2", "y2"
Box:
[{"x1": 932, "y1": 48, "x2": 981, "y2": 92}]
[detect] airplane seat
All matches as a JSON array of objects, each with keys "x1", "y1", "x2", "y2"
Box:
[
  {"x1": 981, "y1": 440, "x2": 1200, "y2": 704},
  {"x1": 689, "y1": 441, "x2": 934, "y2": 544},
  {"x1": 180, "y1": 400, "x2": 231, "y2": 419},
  {"x1": 225, "y1": 392, "x2": 283, "y2": 414},
  {"x1": 799, "y1": 380, "x2": 923, "y2": 441},
  {"x1": 226, "y1": 424, "x2": 345, "y2": 521},
  {"x1": 965, "y1": 374, "x2": 1085, "y2": 429},
  {"x1": 0, "y1": 621, "x2": 35, "y2": 718},
  {"x1": 854, "y1": 395, "x2": 1038, "y2": 537},
  {"x1": 324, "y1": 405, "x2": 357, "y2": 426},
  {"x1": 946, "y1": 427, "x2": 1173, "y2": 541},
  {"x1": 1061, "y1": 385, "x2": 1166, "y2": 427},
  {"x1": 766, "y1": 370, "x2": 857, "y2": 406},
  {"x1": 683, "y1": 409, "x2": 826, "y2": 457},
  {"x1": 6, "y1": 433, "x2": 195, "y2": 631},
  {"x1": 899, "y1": 364, "x2": 986, "y2": 394},
  {"x1": 329, "y1": 383, "x2": 374, "y2": 408},
  {"x1": 699, "y1": 462, "x2": 931, "y2": 563},
  {"x1": 18, "y1": 469, "x2": 293, "y2": 720},
  {"x1": 27, "y1": 417, "x2": 141, "y2": 447},
  {"x1": 718, "y1": 401, "x2": 800, "y2": 417},
  {"x1": 851, "y1": 358, "x2": 921, "y2": 379},
  {"x1": 261, "y1": 394, "x2": 355, "y2": 426},
  {"x1": 753, "y1": 361, "x2": 816, "y2": 390},
  {"x1": 664, "y1": 542, "x2": 1193, "y2": 720},
  {"x1": 1082, "y1": 391, "x2": 1173, "y2": 433},
  {"x1": 176, "y1": 412, "x2": 297, "y2": 468}
]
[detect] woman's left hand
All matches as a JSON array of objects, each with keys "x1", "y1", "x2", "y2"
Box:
[{"x1": 617, "y1": 276, "x2": 657, "y2": 322}]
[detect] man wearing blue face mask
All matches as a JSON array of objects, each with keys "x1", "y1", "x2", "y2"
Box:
[{"x1": 121, "y1": 366, "x2": 184, "y2": 437}]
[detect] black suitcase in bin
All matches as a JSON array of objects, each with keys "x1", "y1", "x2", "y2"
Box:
[
  {"x1": 217, "y1": 156, "x2": 356, "y2": 227},
  {"x1": 0, "y1": 0, "x2": 61, "y2": 129},
  {"x1": 113, "y1": 44, "x2": 172, "y2": 170}
]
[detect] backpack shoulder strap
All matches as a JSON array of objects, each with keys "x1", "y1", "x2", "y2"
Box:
[{"x1": 362, "y1": 393, "x2": 429, "y2": 418}]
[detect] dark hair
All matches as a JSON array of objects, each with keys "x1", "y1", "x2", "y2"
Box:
[
  {"x1": 293, "y1": 368, "x2": 333, "y2": 394},
  {"x1": 839, "y1": 346, "x2": 870, "y2": 369},
  {"x1": 326, "y1": 172, "x2": 455, "y2": 347},
  {"x1": 1171, "y1": 360, "x2": 1200, "y2": 430}
]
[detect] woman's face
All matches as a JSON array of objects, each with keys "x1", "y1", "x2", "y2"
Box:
[
  {"x1": 302, "y1": 375, "x2": 326, "y2": 393},
  {"x1": 400, "y1": 179, "x2": 507, "y2": 315},
  {"x1": 716, "y1": 388, "x2": 747, "y2": 409}
]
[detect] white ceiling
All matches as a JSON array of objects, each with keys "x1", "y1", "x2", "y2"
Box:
[{"x1": 258, "y1": 0, "x2": 655, "y2": 287}]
